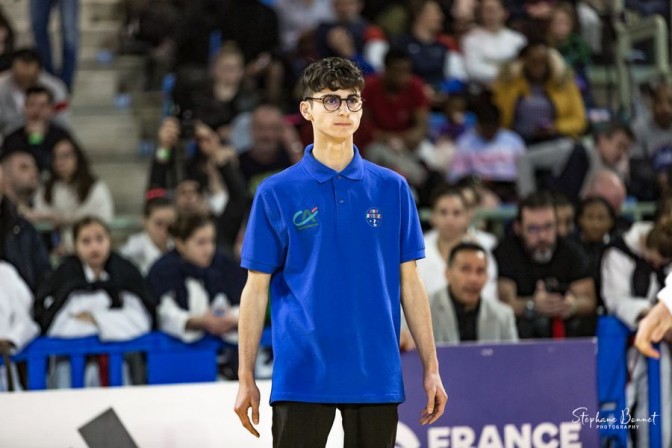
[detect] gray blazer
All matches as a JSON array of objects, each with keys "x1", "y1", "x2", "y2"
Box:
[{"x1": 430, "y1": 288, "x2": 518, "y2": 344}]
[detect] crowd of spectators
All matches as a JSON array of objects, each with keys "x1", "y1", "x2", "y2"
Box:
[{"x1": 0, "y1": 0, "x2": 671, "y2": 442}]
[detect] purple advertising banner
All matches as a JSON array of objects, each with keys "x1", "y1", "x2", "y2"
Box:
[{"x1": 397, "y1": 340, "x2": 599, "y2": 448}]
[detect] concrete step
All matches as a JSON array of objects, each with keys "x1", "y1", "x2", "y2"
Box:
[
  {"x1": 69, "y1": 109, "x2": 140, "y2": 158},
  {"x1": 93, "y1": 159, "x2": 149, "y2": 216},
  {"x1": 71, "y1": 67, "x2": 119, "y2": 107}
]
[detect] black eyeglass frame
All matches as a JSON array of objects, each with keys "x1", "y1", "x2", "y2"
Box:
[{"x1": 303, "y1": 94, "x2": 364, "y2": 112}]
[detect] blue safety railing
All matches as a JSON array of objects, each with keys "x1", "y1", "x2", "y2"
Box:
[{"x1": 3, "y1": 329, "x2": 272, "y2": 390}]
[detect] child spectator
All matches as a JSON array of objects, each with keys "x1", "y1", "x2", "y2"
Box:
[
  {"x1": 148, "y1": 213, "x2": 245, "y2": 344},
  {"x1": 34, "y1": 217, "x2": 154, "y2": 388},
  {"x1": 30, "y1": 137, "x2": 114, "y2": 253},
  {"x1": 120, "y1": 197, "x2": 176, "y2": 275}
]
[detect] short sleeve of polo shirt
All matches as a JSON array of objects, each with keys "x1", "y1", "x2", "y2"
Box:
[
  {"x1": 399, "y1": 180, "x2": 425, "y2": 263},
  {"x1": 241, "y1": 188, "x2": 286, "y2": 273}
]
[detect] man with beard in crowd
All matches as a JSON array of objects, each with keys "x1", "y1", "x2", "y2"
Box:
[{"x1": 493, "y1": 191, "x2": 596, "y2": 338}]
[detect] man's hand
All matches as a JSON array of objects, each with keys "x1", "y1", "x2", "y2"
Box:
[
  {"x1": 0, "y1": 339, "x2": 15, "y2": 355},
  {"x1": 533, "y1": 281, "x2": 564, "y2": 316},
  {"x1": 557, "y1": 292, "x2": 578, "y2": 320},
  {"x1": 420, "y1": 372, "x2": 447, "y2": 425},
  {"x1": 234, "y1": 380, "x2": 261, "y2": 437},
  {"x1": 74, "y1": 312, "x2": 97, "y2": 325},
  {"x1": 158, "y1": 117, "x2": 180, "y2": 149},
  {"x1": 204, "y1": 312, "x2": 238, "y2": 335},
  {"x1": 635, "y1": 302, "x2": 672, "y2": 359}
]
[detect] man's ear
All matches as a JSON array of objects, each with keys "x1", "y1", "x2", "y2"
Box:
[{"x1": 300, "y1": 101, "x2": 312, "y2": 121}]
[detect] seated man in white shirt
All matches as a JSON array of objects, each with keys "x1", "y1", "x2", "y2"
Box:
[{"x1": 431, "y1": 242, "x2": 517, "y2": 344}]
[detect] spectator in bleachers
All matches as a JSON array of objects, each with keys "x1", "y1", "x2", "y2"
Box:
[
  {"x1": 456, "y1": 178, "x2": 500, "y2": 248},
  {"x1": 461, "y1": 0, "x2": 527, "y2": 87},
  {"x1": 1, "y1": 86, "x2": 71, "y2": 172},
  {"x1": 148, "y1": 213, "x2": 244, "y2": 345},
  {"x1": 29, "y1": 0, "x2": 80, "y2": 91},
  {"x1": 494, "y1": 192, "x2": 596, "y2": 338},
  {"x1": 448, "y1": 100, "x2": 526, "y2": 202},
  {"x1": 0, "y1": 261, "x2": 40, "y2": 391},
  {"x1": 0, "y1": 8, "x2": 14, "y2": 74},
  {"x1": 172, "y1": 42, "x2": 259, "y2": 144},
  {"x1": 417, "y1": 185, "x2": 499, "y2": 300},
  {"x1": 601, "y1": 217, "x2": 672, "y2": 448},
  {"x1": 0, "y1": 149, "x2": 39, "y2": 212},
  {"x1": 34, "y1": 216, "x2": 153, "y2": 388},
  {"x1": 361, "y1": 47, "x2": 431, "y2": 191},
  {"x1": 517, "y1": 122, "x2": 634, "y2": 201},
  {"x1": 30, "y1": 137, "x2": 114, "y2": 253},
  {"x1": 0, "y1": 48, "x2": 69, "y2": 136},
  {"x1": 509, "y1": 0, "x2": 556, "y2": 37},
  {"x1": 493, "y1": 41, "x2": 586, "y2": 144},
  {"x1": 630, "y1": 81, "x2": 672, "y2": 201},
  {"x1": 574, "y1": 196, "x2": 615, "y2": 314},
  {"x1": 582, "y1": 168, "x2": 627, "y2": 216},
  {"x1": 120, "y1": 197, "x2": 176, "y2": 275},
  {"x1": 546, "y1": 2, "x2": 592, "y2": 104},
  {"x1": 239, "y1": 104, "x2": 295, "y2": 197},
  {"x1": 148, "y1": 119, "x2": 247, "y2": 252},
  {"x1": 0, "y1": 156, "x2": 50, "y2": 293},
  {"x1": 431, "y1": 242, "x2": 517, "y2": 343},
  {"x1": 393, "y1": 0, "x2": 467, "y2": 105},
  {"x1": 276, "y1": 0, "x2": 334, "y2": 52},
  {"x1": 314, "y1": 0, "x2": 387, "y2": 72},
  {"x1": 553, "y1": 193, "x2": 575, "y2": 237}
]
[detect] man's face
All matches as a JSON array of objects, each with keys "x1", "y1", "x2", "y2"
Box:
[
  {"x1": 301, "y1": 88, "x2": 362, "y2": 141},
  {"x1": 555, "y1": 204, "x2": 575, "y2": 237},
  {"x1": 174, "y1": 180, "x2": 205, "y2": 214},
  {"x1": 3, "y1": 153, "x2": 39, "y2": 197},
  {"x1": 597, "y1": 130, "x2": 632, "y2": 167},
  {"x1": 383, "y1": 60, "x2": 412, "y2": 92},
  {"x1": 446, "y1": 250, "x2": 488, "y2": 307},
  {"x1": 12, "y1": 60, "x2": 40, "y2": 90},
  {"x1": 24, "y1": 93, "x2": 52, "y2": 122},
  {"x1": 416, "y1": 1, "x2": 444, "y2": 33},
  {"x1": 517, "y1": 207, "x2": 557, "y2": 263},
  {"x1": 251, "y1": 107, "x2": 284, "y2": 155}
]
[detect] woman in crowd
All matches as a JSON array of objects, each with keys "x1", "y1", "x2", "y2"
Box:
[
  {"x1": 34, "y1": 217, "x2": 153, "y2": 388},
  {"x1": 31, "y1": 137, "x2": 114, "y2": 253},
  {"x1": 493, "y1": 40, "x2": 586, "y2": 144},
  {"x1": 417, "y1": 185, "x2": 498, "y2": 300}
]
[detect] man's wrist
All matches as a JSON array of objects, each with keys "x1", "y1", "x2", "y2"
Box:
[{"x1": 525, "y1": 299, "x2": 536, "y2": 319}]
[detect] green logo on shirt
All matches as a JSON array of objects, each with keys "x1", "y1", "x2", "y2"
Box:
[{"x1": 293, "y1": 207, "x2": 319, "y2": 230}]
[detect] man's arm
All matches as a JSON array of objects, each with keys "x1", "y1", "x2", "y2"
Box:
[
  {"x1": 562, "y1": 277, "x2": 596, "y2": 318},
  {"x1": 400, "y1": 260, "x2": 447, "y2": 425},
  {"x1": 233, "y1": 270, "x2": 271, "y2": 438},
  {"x1": 498, "y1": 278, "x2": 527, "y2": 317}
]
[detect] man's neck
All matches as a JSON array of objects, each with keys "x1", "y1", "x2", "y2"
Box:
[
  {"x1": 412, "y1": 25, "x2": 435, "y2": 43},
  {"x1": 448, "y1": 286, "x2": 479, "y2": 312},
  {"x1": 312, "y1": 138, "x2": 354, "y2": 172}
]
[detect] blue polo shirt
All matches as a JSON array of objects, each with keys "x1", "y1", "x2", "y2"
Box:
[{"x1": 241, "y1": 145, "x2": 425, "y2": 404}]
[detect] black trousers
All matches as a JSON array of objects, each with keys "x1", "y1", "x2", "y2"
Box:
[{"x1": 272, "y1": 401, "x2": 399, "y2": 448}]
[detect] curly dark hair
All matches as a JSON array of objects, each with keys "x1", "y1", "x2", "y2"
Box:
[{"x1": 299, "y1": 57, "x2": 365, "y2": 99}]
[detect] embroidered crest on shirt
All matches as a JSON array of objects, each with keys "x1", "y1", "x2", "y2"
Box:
[
  {"x1": 366, "y1": 208, "x2": 382, "y2": 228},
  {"x1": 293, "y1": 207, "x2": 319, "y2": 230}
]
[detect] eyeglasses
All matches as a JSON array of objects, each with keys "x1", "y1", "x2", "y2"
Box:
[{"x1": 303, "y1": 94, "x2": 364, "y2": 112}]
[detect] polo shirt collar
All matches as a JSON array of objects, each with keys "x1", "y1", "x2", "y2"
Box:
[{"x1": 302, "y1": 144, "x2": 364, "y2": 183}]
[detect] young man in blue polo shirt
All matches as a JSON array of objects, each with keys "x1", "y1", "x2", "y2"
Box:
[{"x1": 234, "y1": 57, "x2": 447, "y2": 447}]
